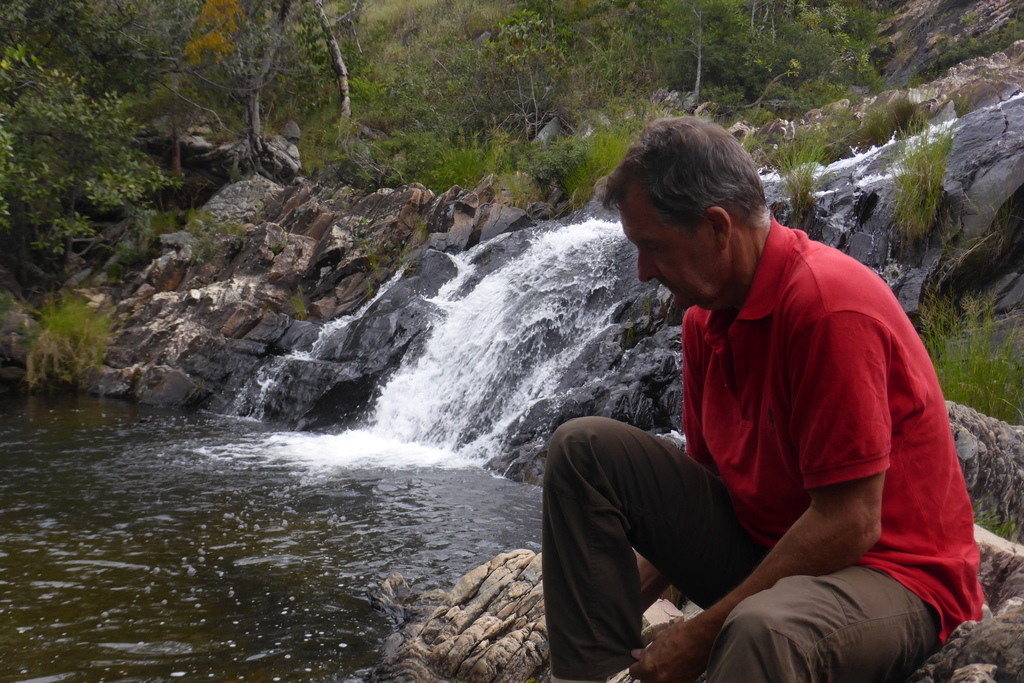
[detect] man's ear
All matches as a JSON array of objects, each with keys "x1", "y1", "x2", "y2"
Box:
[{"x1": 704, "y1": 206, "x2": 733, "y2": 248}]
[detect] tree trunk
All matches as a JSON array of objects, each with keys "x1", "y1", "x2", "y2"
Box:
[{"x1": 313, "y1": 0, "x2": 352, "y2": 119}]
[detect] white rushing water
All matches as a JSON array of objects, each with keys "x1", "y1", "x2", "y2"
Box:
[
  {"x1": 369, "y1": 218, "x2": 630, "y2": 456},
  {"x1": 246, "y1": 217, "x2": 636, "y2": 470}
]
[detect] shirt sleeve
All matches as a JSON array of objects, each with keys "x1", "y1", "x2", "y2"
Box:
[{"x1": 786, "y1": 310, "x2": 893, "y2": 489}]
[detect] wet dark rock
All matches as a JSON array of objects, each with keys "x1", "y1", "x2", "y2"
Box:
[
  {"x1": 136, "y1": 365, "x2": 204, "y2": 407},
  {"x1": 275, "y1": 320, "x2": 320, "y2": 354},
  {"x1": 467, "y1": 204, "x2": 535, "y2": 249},
  {"x1": 88, "y1": 365, "x2": 139, "y2": 399}
]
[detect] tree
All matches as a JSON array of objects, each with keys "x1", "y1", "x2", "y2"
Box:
[
  {"x1": 0, "y1": 47, "x2": 168, "y2": 258},
  {"x1": 184, "y1": 0, "x2": 297, "y2": 176},
  {"x1": 311, "y1": 0, "x2": 353, "y2": 120}
]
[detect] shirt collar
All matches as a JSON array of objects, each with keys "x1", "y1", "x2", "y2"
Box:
[{"x1": 735, "y1": 217, "x2": 791, "y2": 321}]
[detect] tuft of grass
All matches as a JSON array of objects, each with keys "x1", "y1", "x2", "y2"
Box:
[
  {"x1": 974, "y1": 499, "x2": 1019, "y2": 540},
  {"x1": 773, "y1": 128, "x2": 832, "y2": 227},
  {"x1": 892, "y1": 126, "x2": 954, "y2": 245},
  {"x1": 419, "y1": 134, "x2": 510, "y2": 193},
  {"x1": 25, "y1": 296, "x2": 111, "y2": 392},
  {"x1": 562, "y1": 126, "x2": 634, "y2": 210},
  {"x1": 855, "y1": 97, "x2": 927, "y2": 148},
  {"x1": 290, "y1": 286, "x2": 308, "y2": 321},
  {"x1": 920, "y1": 294, "x2": 1024, "y2": 424}
]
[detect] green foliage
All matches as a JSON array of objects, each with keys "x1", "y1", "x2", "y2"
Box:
[
  {"x1": 920, "y1": 294, "x2": 1024, "y2": 424},
  {"x1": 774, "y1": 128, "x2": 832, "y2": 226},
  {"x1": 974, "y1": 499, "x2": 1019, "y2": 539},
  {"x1": 0, "y1": 49, "x2": 170, "y2": 254},
  {"x1": 561, "y1": 126, "x2": 635, "y2": 210},
  {"x1": 892, "y1": 127, "x2": 954, "y2": 244},
  {"x1": 855, "y1": 98, "x2": 927, "y2": 148},
  {"x1": 290, "y1": 285, "x2": 308, "y2": 321},
  {"x1": 420, "y1": 134, "x2": 511, "y2": 193},
  {"x1": 661, "y1": 0, "x2": 882, "y2": 116},
  {"x1": 25, "y1": 296, "x2": 111, "y2": 392}
]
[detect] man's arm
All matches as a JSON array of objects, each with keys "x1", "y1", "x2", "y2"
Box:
[{"x1": 629, "y1": 471, "x2": 885, "y2": 683}]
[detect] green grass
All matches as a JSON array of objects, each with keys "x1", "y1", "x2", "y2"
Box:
[
  {"x1": 561, "y1": 126, "x2": 635, "y2": 210},
  {"x1": 290, "y1": 286, "x2": 308, "y2": 321},
  {"x1": 855, "y1": 97, "x2": 927, "y2": 148},
  {"x1": 774, "y1": 128, "x2": 833, "y2": 227},
  {"x1": 920, "y1": 294, "x2": 1024, "y2": 424},
  {"x1": 974, "y1": 499, "x2": 1019, "y2": 539},
  {"x1": 892, "y1": 127, "x2": 954, "y2": 244},
  {"x1": 25, "y1": 296, "x2": 111, "y2": 392},
  {"x1": 419, "y1": 134, "x2": 511, "y2": 193}
]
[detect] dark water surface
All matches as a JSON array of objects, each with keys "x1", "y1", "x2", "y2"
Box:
[{"x1": 0, "y1": 396, "x2": 542, "y2": 683}]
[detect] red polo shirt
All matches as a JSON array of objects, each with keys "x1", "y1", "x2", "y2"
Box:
[{"x1": 682, "y1": 220, "x2": 983, "y2": 641}]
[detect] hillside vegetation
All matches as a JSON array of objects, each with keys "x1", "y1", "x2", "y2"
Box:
[{"x1": 1, "y1": 0, "x2": 1022, "y2": 283}]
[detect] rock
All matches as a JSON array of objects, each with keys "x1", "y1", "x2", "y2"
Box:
[
  {"x1": 948, "y1": 403, "x2": 1024, "y2": 544},
  {"x1": 371, "y1": 550, "x2": 548, "y2": 683},
  {"x1": 88, "y1": 365, "x2": 140, "y2": 399},
  {"x1": 758, "y1": 118, "x2": 795, "y2": 142},
  {"x1": 533, "y1": 117, "x2": 562, "y2": 146},
  {"x1": 727, "y1": 120, "x2": 756, "y2": 140},
  {"x1": 468, "y1": 203, "x2": 535, "y2": 248},
  {"x1": 159, "y1": 231, "x2": 198, "y2": 250},
  {"x1": 373, "y1": 527, "x2": 1024, "y2": 683},
  {"x1": 202, "y1": 175, "x2": 284, "y2": 224},
  {"x1": 136, "y1": 365, "x2": 203, "y2": 407},
  {"x1": 283, "y1": 119, "x2": 301, "y2": 143}
]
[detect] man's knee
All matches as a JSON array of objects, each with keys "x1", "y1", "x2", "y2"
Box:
[
  {"x1": 545, "y1": 416, "x2": 628, "y2": 488},
  {"x1": 708, "y1": 588, "x2": 811, "y2": 683}
]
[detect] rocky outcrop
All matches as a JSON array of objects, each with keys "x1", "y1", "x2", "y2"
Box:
[
  {"x1": 90, "y1": 176, "x2": 537, "y2": 414},
  {"x1": 766, "y1": 88, "x2": 1024, "y2": 317},
  {"x1": 879, "y1": 0, "x2": 1023, "y2": 86},
  {"x1": 371, "y1": 528, "x2": 1024, "y2": 683},
  {"x1": 950, "y1": 402, "x2": 1024, "y2": 543},
  {"x1": 372, "y1": 550, "x2": 548, "y2": 683},
  {"x1": 908, "y1": 529, "x2": 1024, "y2": 683},
  {"x1": 371, "y1": 403, "x2": 1024, "y2": 683}
]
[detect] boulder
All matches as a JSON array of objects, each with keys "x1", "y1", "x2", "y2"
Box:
[{"x1": 202, "y1": 175, "x2": 284, "y2": 224}]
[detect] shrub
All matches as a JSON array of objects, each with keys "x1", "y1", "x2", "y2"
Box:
[
  {"x1": 25, "y1": 296, "x2": 111, "y2": 392},
  {"x1": 892, "y1": 126, "x2": 954, "y2": 244},
  {"x1": 919, "y1": 294, "x2": 1024, "y2": 424}
]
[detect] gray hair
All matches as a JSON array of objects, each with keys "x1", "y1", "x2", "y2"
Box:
[{"x1": 602, "y1": 117, "x2": 768, "y2": 229}]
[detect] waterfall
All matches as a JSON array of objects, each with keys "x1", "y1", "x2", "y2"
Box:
[
  {"x1": 368, "y1": 218, "x2": 637, "y2": 458},
  {"x1": 237, "y1": 216, "x2": 649, "y2": 467}
]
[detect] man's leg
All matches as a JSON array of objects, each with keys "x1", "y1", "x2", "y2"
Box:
[
  {"x1": 709, "y1": 566, "x2": 939, "y2": 683},
  {"x1": 542, "y1": 417, "x2": 767, "y2": 681}
]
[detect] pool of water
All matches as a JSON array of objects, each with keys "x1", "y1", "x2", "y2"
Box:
[{"x1": 0, "y1": 396, "x2": 542, "y2": 683}]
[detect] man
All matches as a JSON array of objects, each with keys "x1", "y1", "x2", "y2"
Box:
[{"x1": 542, "y1": 117, "x2": 983, "y2": 683}]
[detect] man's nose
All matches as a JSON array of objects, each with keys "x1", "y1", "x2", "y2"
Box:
[{"x1": 637, "y1": 251, "x2": 658, "y2": 283}]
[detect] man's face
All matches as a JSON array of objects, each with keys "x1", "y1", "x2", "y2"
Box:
[{"x1": 619, "y1": 184, "x2": 730, "y2": 311}]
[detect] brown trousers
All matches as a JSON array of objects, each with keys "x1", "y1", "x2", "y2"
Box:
[{"x1": 542, "y1": 417, "x2": 939, "y2": 682}]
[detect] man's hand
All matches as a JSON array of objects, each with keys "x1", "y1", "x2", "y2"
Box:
[
  {"x1": 628, "y1": 471, "x2": 886, "y2": 682},
  {"x1": 628, "y1": 612, "x2": 721, "y2": 683}
]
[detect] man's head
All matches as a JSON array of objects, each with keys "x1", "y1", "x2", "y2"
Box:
[
  {"x1": 605, "y1": 117, "x2": 771, "y2": 311},
  {"x1": 602, "y1": 117, "x2": 768, "y2": 230}
]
